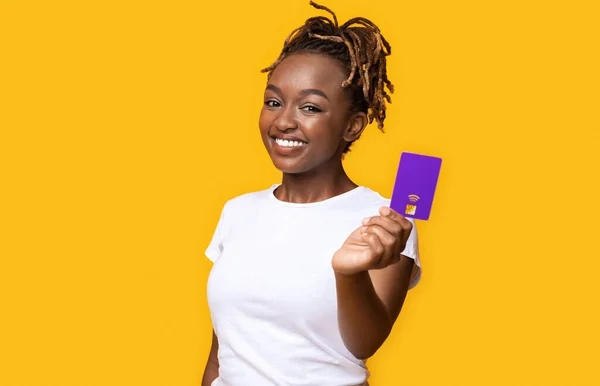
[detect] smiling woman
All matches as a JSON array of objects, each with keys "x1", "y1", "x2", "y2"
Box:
[
  {"x1": 260, "y1": 53, "x2": 361, "y2": 174},
  {"x1": 201, "y1": 2, "x2": 422, "y2": 386}
]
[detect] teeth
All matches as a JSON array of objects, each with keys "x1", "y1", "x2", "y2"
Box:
[{"x1": 275, "y1": 138, "x2": 306, "y2": 147}]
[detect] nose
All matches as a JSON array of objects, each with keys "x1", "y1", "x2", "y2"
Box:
[{"x1": 273, "y1": 105, "x2": 298, "y2": 132}]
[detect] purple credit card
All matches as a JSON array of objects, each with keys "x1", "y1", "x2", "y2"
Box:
[{"x1": 390, "y1": 152, "x2": 442, "y2": 221}]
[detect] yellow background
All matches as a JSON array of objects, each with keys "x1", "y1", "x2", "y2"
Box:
[{"x1": 1, "y1": 0, "x2": 599, "y2": 385}]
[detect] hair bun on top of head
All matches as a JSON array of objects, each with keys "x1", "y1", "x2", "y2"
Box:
[{"x1": 261, "y1": 1, "x2": 395, "y2": 132}]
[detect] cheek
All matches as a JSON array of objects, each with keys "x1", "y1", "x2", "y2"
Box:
[
  {"x1": 309, "y1": 114, "x2": 347, "y2": 143},
  {"x1": 258, "y1": 108, "x2": 271, "y2": 133}
]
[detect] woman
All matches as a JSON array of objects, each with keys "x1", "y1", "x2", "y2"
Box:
[{"x1": 202, "y1": 2, "x2": 421, "y2": 385}]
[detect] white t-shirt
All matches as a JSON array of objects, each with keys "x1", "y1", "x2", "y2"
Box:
[{"x1": 205, "y1": 184, "x2": 421, "y2": 386}]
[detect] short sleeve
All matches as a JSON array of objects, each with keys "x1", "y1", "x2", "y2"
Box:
[
  {"x1": 205, "y1": 203, "x2": 228, "y2": 263},
  {"x1": 401, "y1": 217, "x2": 422, "y2": 290}
]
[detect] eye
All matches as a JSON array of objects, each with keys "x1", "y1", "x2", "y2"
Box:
[
  {"x1": 264, "y1": 99, "x2": 281, "y2": 108},
  {"x1": 301, "y1": 105, "x2": 322, "y2": 113}
]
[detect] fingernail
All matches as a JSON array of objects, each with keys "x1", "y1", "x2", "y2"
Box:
[
  {"x1": 361, "y1": 226, "x2": 368, "y2": 232},
  {"x1": 381, "y1": 207, "x2": 391, "y2": 216},
  {"x1": 362, "y1": 217, "x2": 371, "y2": 225}
]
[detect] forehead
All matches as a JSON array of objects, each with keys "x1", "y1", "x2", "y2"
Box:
[{"x1": 268, "y1": 53, "x2": 348, "y2": 96}]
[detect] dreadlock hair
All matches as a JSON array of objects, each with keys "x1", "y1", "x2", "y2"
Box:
[{"x1": 261, "y1": 1, "x2": 394, "y2": 154}]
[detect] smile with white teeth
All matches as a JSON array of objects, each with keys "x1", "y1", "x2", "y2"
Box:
[{"x1": 274, "y1": 138, "x2": 307, "y2": 147}]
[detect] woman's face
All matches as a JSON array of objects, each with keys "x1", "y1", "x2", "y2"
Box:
[{"x1": 259, "y1": 52, "x2": 361, "y2": 174}]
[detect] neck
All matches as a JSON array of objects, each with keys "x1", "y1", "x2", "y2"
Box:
[{"x1": 275, "y1": 160, "x2": 358, "y2": 204}]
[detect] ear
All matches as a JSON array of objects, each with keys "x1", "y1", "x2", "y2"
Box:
[{"x1": 343, "y1": 112, "x2": 368, "y2": 142}]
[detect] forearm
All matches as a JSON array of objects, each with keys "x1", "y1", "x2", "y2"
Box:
[{"x1": 334, "y1": 270, "x2": 393, "y2": 359}]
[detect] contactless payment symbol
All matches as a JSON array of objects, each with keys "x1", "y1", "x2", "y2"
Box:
[{"x1": 408, "y1": 194, "x2": 420, "y2": 203}]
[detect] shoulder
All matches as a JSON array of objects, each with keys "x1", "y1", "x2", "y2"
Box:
[
  {"x1": 350, "y1": 186, "x2": 391, "y2": 215},
  {"x1": 356, "y1": 186, "x2": 416, "y2": 226},
  {"x1": 219, "y1": 184, "x2": 276, "y2": 215},
  {"x1": 357, "y1": 186, "x2": 391, "y2": 206}
]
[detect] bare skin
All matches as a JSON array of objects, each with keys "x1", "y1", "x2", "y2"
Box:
[
  {"x1": 201, "y1": 330, "x2": 219, "y2": 386},
  {"x1": 202, "y1": 52, "x2": 415, "y2": 381}
]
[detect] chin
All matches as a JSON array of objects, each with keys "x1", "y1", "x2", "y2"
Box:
[{"x1": 271, "y1": 159, "x2": 311, "y2": 174}]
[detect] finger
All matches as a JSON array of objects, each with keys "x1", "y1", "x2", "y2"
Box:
[
  {"x1": 360, "y1": 230, "x2": 386, "y2": 266},
  {"x1": 378, "y1": 206, "x2": 413, "y2": 231},
  {"x1": 362, "y1": 224, "x2": 396, "y2": 265},
  {"x1": 363, "y1": 215, "x2": 403, "y2": 237},
  {"x1": 363, "y1": 215, "x2": 410, "y2": 257}
]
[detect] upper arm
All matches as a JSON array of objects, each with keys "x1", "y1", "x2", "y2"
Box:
[
  {"x1": 202, "y1": 330, "x2": 220, "y2": 386},
  {"x1": 369, "y1": 254, "x2": 415, "y2": 323},
  {"x1": 209, "y1": 329, "x2": 219, "y2": 359}
]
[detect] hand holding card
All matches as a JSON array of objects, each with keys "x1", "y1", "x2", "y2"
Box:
[{"x1": 390, "y1": 152, "x2": 442, "y2": 221}]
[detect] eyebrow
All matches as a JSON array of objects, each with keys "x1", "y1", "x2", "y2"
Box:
[{"x1": 266, "y1": 84, "x2": 330, "y2": 102}]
